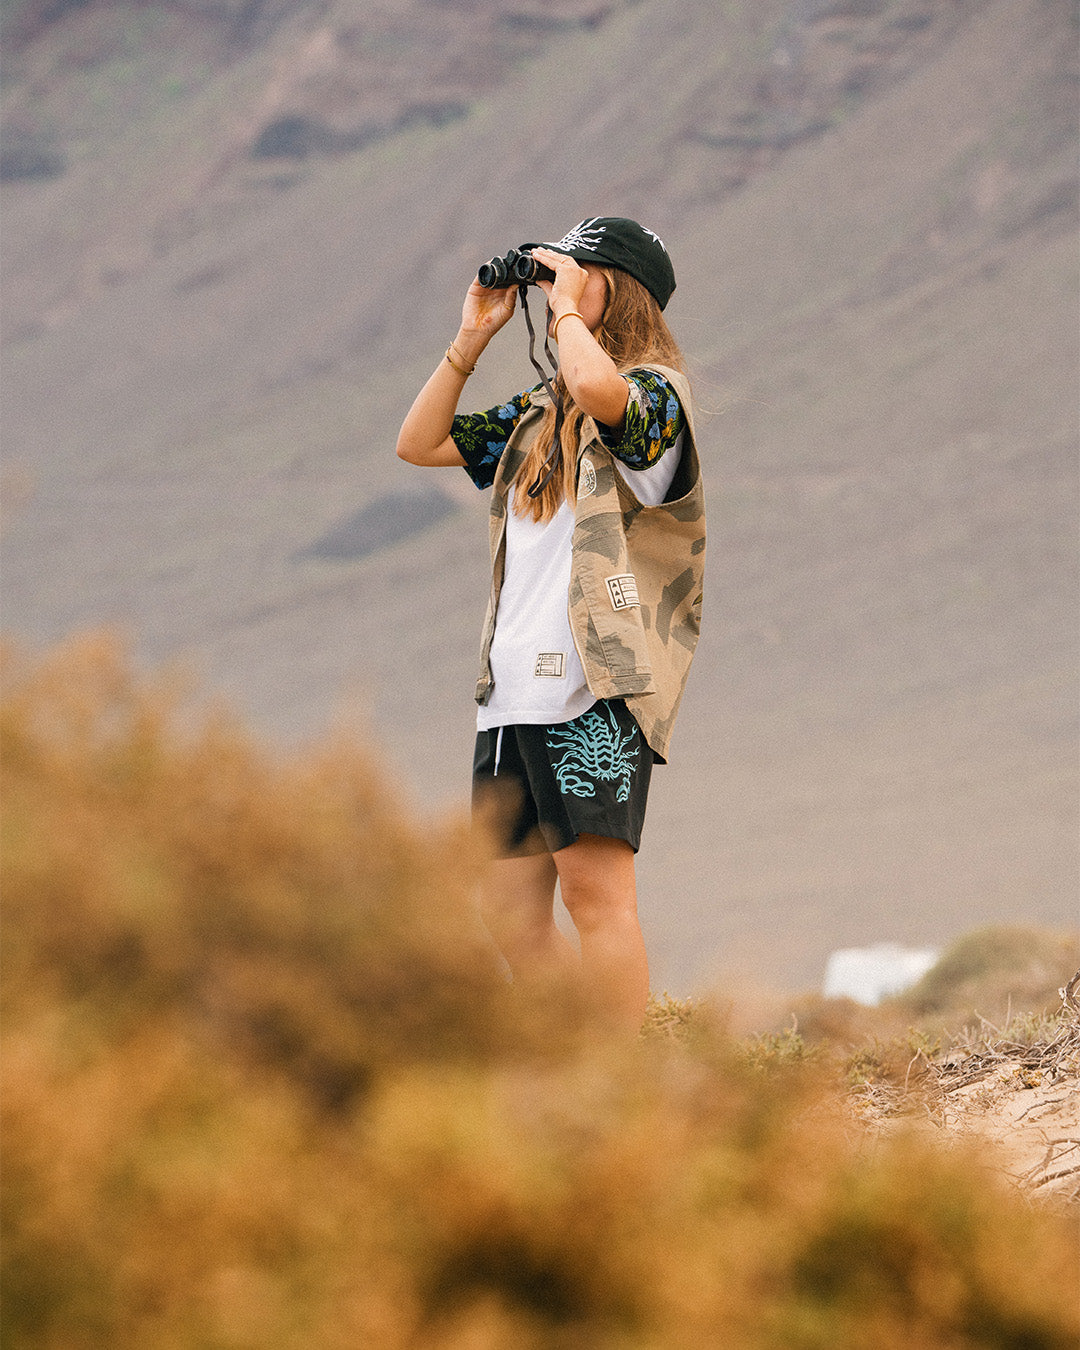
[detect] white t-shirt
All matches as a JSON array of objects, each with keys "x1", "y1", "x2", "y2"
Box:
[{"x1": 477, "y1": 433, "x2": 684, "y2": 731}]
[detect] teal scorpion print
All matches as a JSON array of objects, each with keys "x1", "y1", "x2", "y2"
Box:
[{"x1": 546, "y1": 705, "x2": 640, "y2": 802}]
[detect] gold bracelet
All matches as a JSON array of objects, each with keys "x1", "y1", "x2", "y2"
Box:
[
  {"x1": 552, "y1": 310, "x2": 586, "y2": 341},
  {"x1": 445, "y1": 343, "x2": 475, "y2": 377},
  {"x1": 449, "y1": 339, "x2": 477, "y2": 372}
]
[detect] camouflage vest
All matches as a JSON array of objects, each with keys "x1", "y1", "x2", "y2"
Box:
[{"x1": 475, "y1": 364, "x2": 705, "y2": 761}]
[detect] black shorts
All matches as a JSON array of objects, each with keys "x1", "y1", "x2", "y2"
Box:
[{"x1": 472, "y1": 699, "x2": 653, "y2": 857}]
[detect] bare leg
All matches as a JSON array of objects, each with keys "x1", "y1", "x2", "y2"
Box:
[
  {"x1": 553, "y1": 833, "x2": 649, "y2": 1033},
  {"x1": 479, "y1": 850, "x2": 578, "y2": 982}
]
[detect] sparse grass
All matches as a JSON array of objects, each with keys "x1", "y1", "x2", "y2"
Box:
[
  {"x1": 2, "y1": 634, "x2": 1078, "y2": 1349},
  {"x1": 641, "y1": 989, "x2": 698, "y2": 1039},
  {"x1": 740, "y1": 1022, "x2": 817, "y2": 1072},
  {"x1": 929, "y1": 1000, "x2": 1080, "y2": 1097}
]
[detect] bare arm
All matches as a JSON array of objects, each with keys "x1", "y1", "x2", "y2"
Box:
[
  {"x1": 530, "y1": 246, "x2": 630, "y2": 430},
  {"x1": 395, "y1": 281, "x2": 517, "y2": 467}
]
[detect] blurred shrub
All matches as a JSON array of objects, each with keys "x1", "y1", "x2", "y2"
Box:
[
  {"x1": 778, "y1": 925, "x2": 1079, "y2": 1078},
  {"x1": 2, "y1": 634, "x2": 1078, "y2": 1349},
  {"x1": 1, "y1": 632, "x2": 523, "y2": 1107},
  {"x1": 896, "y1": 925, "x2": 1080, "y2": 1027}
]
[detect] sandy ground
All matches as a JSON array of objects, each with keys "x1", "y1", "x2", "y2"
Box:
[
  {"x1": 854, "y1": 989, "x2": 1080, "y2": 1209},
  {"x1": 937, "y1": 1066, "x2": 1080, "y2": 1207}
]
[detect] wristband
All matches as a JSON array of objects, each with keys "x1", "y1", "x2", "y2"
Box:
[{"x1": 552, "y1": 310, "x2": 586, "y2": 341}]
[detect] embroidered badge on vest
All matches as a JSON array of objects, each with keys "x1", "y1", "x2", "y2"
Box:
[
  {"x1": 578, "y1": 457, "x2": 597, "y2": 499},
  {"x1": 606, "y1": 574, "x2": 640, "y2": 610},
  {"x1": 534, "y1": 653, "x2": 566, "y2": 678}
]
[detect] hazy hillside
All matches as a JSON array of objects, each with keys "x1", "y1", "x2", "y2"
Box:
[{"x1": 2, "y1": 0, "x2": 1077, "y2": 992}]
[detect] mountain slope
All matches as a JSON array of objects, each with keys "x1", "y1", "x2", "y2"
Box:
[{"x1": 2, "y1": 0, "x2": 1076, "y2": 991}]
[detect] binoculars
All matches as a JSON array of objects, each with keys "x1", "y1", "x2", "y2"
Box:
[{"x1": 477, "y1": 248, "x2": 556, "y2": 289}]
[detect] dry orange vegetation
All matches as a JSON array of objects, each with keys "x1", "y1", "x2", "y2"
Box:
[{"x1": 2, "y1": 634, "x2": 1077, "y2": 1349}]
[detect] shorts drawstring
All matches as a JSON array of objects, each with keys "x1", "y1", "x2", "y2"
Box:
[{"x1": 493, "y1": 725, "x2": 504, "y2": 776}]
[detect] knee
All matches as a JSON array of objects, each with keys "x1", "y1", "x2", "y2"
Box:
[
  {"x1": 559, "y1": 878, "x2": 637, "y2": 936},
  {"x1": 556, "y1": 836, "x2": 638, "y2": 935}
]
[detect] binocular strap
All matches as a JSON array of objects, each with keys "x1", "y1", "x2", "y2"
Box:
[{"x1": 519, "y1": 283, "x2": 566, "y2": 500}]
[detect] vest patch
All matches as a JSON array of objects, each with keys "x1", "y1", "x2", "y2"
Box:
[
  {"x1": 578, "y1": 457, "x2": 597, "y2": 499},
  {"x1": 534, "y1": 652, "x2": 566, "y2": 678},
  {"x1": 606, "y1": 574, "x2": 640, "y2": 610}
]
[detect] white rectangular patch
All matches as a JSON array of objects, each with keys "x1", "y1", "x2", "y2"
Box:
[
  {"x1": 534, "y1": 652, "x2": 566, "y2": 678},
  {"x1": 605, "y1": 574, "x2": 640, "y2": 610}
]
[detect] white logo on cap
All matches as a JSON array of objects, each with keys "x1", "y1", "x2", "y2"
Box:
[
  {"x1": 641, "y1": 226, "x2": 668, "y2": 252},
  {"x1": 547, "y1": 218, "x2": 607, "y2": 253}
]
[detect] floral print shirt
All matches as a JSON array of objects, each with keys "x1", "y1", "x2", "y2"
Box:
[{"x1": 453, "y1": 368, "x2": 685, "y2": 491}]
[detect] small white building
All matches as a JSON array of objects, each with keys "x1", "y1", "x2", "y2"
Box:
[{"x1": 823, "y1": 943, "x2": 940, "y2": 1006}]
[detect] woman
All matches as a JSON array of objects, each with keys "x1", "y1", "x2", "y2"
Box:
[{"x1": 396, "y1": 217, "x2": 705, "y2": 1031}]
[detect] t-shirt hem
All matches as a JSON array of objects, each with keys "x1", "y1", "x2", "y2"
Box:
[{"x1": 476, "y1": 695, "x2": 598, "y2": 732}]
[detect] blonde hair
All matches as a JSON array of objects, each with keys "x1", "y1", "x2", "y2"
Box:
[{"x1": 513, "y1": 267, "x2": 686, "y2": 523}]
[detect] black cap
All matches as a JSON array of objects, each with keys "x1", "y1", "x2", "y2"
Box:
[{"x1": 523, "y1": 217, "x2": 676, "y2": 310}]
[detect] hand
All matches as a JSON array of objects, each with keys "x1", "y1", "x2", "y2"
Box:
[
  {"x1": 460, "y1": 279, "x2": 517, "y2": 339},
  {"x1": 530, "y1": 246, "x2": 589, "y2": 314}
]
